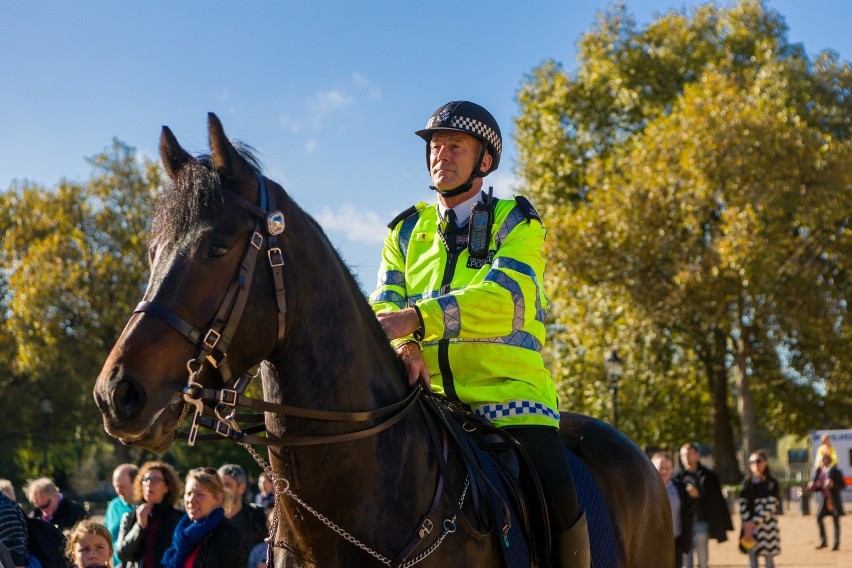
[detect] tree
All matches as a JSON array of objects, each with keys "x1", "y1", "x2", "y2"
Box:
[
  {"x1": 0, "y1": 139, "x2": 158, "y2": 481},
  {"x1": 0, "y1": 139, "x2": 275, "y2": 487},
  {"x1": 516, "y1": 0, "x2": 851, "y2": 481}
]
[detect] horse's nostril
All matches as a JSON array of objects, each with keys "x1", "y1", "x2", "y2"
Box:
[{"x1": 113, "y1": 378, "x2": 145, "y2": 419}]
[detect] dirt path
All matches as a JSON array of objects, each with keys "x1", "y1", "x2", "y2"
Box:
[{"x1": 705, "y1": 509, "x2": 848, "y2": 567}]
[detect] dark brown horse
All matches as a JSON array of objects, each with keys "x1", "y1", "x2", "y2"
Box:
[{"x1": 93, "y1": 114, "x2": 672, "y2": 567}]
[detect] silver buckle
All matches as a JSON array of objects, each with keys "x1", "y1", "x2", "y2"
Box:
[
  {"x1": 203, "y1": 329, "x2": 221, "y2": 350},
  {"x1": 268, "y1": 247, "x2": 284, "y2": 267}
]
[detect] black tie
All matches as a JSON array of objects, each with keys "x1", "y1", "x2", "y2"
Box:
[{"x1": 445, "y1": 209, "x2": 458, "y2": 231}]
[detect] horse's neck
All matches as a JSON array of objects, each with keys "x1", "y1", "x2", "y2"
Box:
[{"x1": 264, "y1": 275, "x2": 442, "y2": 563}]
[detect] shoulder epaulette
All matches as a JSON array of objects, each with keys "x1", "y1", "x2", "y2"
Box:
[
  {"x1": 387, "y1": 205, "x2": 419, "y2": 229},
  {"x1": 514, "y1": 196, "x2": 541, "y2": 223}
]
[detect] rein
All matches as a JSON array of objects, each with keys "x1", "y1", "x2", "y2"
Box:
[{"x1": 137, "y1": 174, "x2": 459, "y2": 566}]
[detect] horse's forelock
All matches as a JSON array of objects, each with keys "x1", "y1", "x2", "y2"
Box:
[{"x1": 152, "y1": 144, "x2": 263, "y2": 245}]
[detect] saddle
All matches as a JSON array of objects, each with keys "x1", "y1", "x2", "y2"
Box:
[{"x1": 420, "y1": 392, "x2": 549, "y2": 567}]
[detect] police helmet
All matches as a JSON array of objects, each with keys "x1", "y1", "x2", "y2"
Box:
[{"x1": 415, "y1": 101, "x2": 502, "y2": 175}]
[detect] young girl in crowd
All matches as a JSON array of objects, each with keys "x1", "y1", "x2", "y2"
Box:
[
  {"x1": 67, "y1": 520, "x2": 113, "y2": 568},
  {"x1": 162, "y1": 467, "x2": 247, "y2": 568}
]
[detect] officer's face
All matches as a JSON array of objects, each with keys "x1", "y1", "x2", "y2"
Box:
[{"x1": 429, "y1": 132, "x2": 489, "y2": 190}]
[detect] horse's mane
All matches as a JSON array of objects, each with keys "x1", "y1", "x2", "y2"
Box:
[{"x1": 151, "y1": 142, "x2": 263, "y2": 246}]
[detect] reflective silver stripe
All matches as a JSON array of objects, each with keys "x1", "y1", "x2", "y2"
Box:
[
  {"x1": 371, "y1": 290, "x2": 406, "y2": 309},
  {"x1": 438, "y1": 295, "x2": 461, "y2": 338},
  {"x1": 377, "y1": 269, "x2": 405, "y2": 288},
  {"x1": 422, "y1": 332, "x2": 542, "y2": 352},
  {"x1": 398, "y1": 214, "x2": 419, "y2": 258},
  {"x1": 474, "y1": 400, "x2": 559, "y2": 423},
  {"x1": 495, "y1": 206, "x2": 526, "y2": 249},
  {"x1": 483, "y1": 269, "x2": 524, "y2": 330},
  {"x1": 492, "y1": 257, "x2": 546, "y2": 323}
]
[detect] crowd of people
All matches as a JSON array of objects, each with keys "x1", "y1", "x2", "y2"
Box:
[
  {"x1": 0, "y1": 461, "x2": 274, "y2": 568},
  {"x1": 652, "y1": 440, "x2": 846, "y2": 568}
]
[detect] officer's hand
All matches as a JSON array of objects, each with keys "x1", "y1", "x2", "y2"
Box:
[
  {"x1": 396, "y1": 342, "x2": 430, "y2": 388},
  {"x1": 377, "y1": 308, "x2": 421, "y2": 340}
]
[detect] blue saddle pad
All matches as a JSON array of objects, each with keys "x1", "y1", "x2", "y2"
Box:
[
  {"x1": 469, "y1": 443, "x2": 618, "y2": 568},
  {"x1": 565, "y1": 446, "x2": 619, "y2": 568}
]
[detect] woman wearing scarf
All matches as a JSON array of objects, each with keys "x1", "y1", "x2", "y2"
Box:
[
  {"x1": 162, "y1": 468, "x2": 246, "y2": 568},
  {"x1": 116, "y1": 461, "x2": 184, "y2": 568}
]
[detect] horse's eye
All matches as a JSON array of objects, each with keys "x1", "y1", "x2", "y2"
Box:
[{"x1": 208, "y1": 245, "x2": 229, "y2": 258}]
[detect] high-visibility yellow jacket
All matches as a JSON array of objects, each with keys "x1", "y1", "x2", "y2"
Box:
[{"x1": 370, "y1": 194, "x2": 559, "y2": 428}]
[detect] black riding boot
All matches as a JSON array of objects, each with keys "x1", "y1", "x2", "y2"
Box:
[
  {"x1": 553, "y1": 512, "x2": 591, "y2": 568},
  {"x1": 503, "y1": 426, "x2": 590, "y2": 567}
]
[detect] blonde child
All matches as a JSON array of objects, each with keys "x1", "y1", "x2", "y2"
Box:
[
  {"x1": 814, "y1": 434, "x2": 838, "y2": 468},
  {"x1": 67, "y1": 520, "x2": 113, "y2": 568}
]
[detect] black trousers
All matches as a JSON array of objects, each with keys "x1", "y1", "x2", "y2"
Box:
[
  {"x1": 503, "y1": 425, "x2": 580, "y2": 533},
  {"x1": 817, "y1": 504, "x2": 840, "y2": 546}
]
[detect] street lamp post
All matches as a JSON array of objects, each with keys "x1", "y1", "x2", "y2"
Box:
[
  {"x1": 604, "y1": 350, "x2": 624, "y2": 429},
  {"x1": 38, "y1": 393, "x2": 53, "y2": 473}
]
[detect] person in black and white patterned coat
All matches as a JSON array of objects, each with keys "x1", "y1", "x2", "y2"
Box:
[{"x1": 738, "y1": 451, "x2": 781, "y2": 568}]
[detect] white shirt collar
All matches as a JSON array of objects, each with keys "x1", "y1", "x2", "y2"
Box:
[{"x1": 438, "y1": 191, "x2": 485, "y2": 226}]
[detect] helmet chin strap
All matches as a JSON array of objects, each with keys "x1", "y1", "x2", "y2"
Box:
[{"x1": 429, "y1": 144, "x2": 487, "y2": 198}]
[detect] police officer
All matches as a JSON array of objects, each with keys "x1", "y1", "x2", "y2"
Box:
[{"x1": 371, "y1": 101, "x2": 590, "y2": 567}]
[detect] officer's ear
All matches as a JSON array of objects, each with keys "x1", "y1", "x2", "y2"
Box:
[{"x1": 479, "y1": 152, "x2": 493, "y2": 174}]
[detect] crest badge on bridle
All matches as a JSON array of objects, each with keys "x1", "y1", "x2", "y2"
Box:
[{"x1": 267, "y1": 211, "x2": 286, "y2": 235}]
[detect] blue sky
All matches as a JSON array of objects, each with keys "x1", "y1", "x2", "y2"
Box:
[{"x1": 2, "y1": 1, "x2": 850, "y2": 291}]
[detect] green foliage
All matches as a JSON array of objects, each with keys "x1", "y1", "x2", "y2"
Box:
[
  {"x1": 516, "y1": 0, "x2": 851, "y2": 470},
  {"x1": 0, "y1": 141, "x2": 156, "y2": 484},
  {"x1": 0, "y1": 141, "x2": 273, "y2": 488}
]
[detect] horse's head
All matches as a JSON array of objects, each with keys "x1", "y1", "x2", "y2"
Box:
[{"x1": 94, "y1": 113, "x2": 287, "y2": 451}]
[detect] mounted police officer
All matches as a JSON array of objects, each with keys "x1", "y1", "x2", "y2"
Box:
[{"x1": 371, "y1": 100, "x2": 590, "y2": 567}]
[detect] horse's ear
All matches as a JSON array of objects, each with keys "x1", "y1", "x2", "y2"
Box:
[
  {"x1": 208, "y1": 112, "x2": 253, "y2": 185},
  {"x1": 159, "y1": 126, "x2": 194, "y2": 180}
]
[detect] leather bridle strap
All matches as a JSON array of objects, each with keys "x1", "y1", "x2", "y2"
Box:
[
  {"x1": 199, "y1": 387, "x2": 418, "y2": 422},
  {"x1": 185, "y1": 386, "x2": 421, "y2": 446},
  {"x1": 134, "y1": 175, "x2": 285, "y2": 384}
]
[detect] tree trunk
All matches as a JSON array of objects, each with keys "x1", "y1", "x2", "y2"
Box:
[
  {"x1": 735, "y1": 328, "x2": 757, "y2": 469},
  {"x1": 700, "y1": 328, "x2": 742, "y2": 484}
]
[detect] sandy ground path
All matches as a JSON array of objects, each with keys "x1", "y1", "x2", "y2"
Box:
[{"x1": 704, "y1": 508, "x2": 848, "y2": 568}]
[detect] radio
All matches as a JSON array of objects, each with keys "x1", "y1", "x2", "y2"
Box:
[{"x1": 468, "y1": 187, "x2": 494, "y2": 259}]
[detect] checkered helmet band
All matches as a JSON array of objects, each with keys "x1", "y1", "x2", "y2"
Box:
[
  {"x1": 416, "y1": 101, "x2": 502, "y2": 174},
  {"x1": 425, "y1": 113, "x2": 502, "y2": 157}
]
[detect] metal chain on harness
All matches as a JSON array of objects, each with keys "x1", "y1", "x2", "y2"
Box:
[
  {"x1": 162, "y1": 173, "x2": 468, "y2": 566},
  {"x1": 240, "y1": 441, "x2": 469, "y2": 567}
]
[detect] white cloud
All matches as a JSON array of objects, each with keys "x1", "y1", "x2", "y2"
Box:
[
  {"x1": 353, "y1": 73, "x2": 381, "y2": 100},
  {"x1": 308, "y1": 89, "x2": 353, "y2": 127},
  {"x1": 314, "y1": 205, "x2": 388, "y2": 244},
  {"x1": 305, "y1": 139, "x2": 318, "y2": 153},
  {"x1": 279, "y1": 115, "x2": 301, "y2": 133}
]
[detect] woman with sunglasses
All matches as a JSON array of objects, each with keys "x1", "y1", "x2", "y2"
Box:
[
  {"x1": 162, "y1": 467, "x2": 246, "y2": 568},
  {"x1": 738, "y1": 452, "x2": 781, "y2": 567},
  {"x1": 116, "y1": 461, "x2": 183, "y2": 568}
]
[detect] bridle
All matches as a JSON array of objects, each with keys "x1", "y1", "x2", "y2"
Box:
[
  {"x1": 134, "y1": 173, "x2": 420, "y2": 447},
  {"x1": 134, "y1": 173, "x2": 465, "y2": 567}
]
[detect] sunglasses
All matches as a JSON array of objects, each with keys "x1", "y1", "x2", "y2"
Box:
[
  {"x1": 749, "y1": 458, "x2": 765, "y2": 464},
  {"x1": 35, "y1": 496, "x2": 52, "y2": 510},
  {"x1": 141, "y1": 475, "x2": 165, "y2": 484}
]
